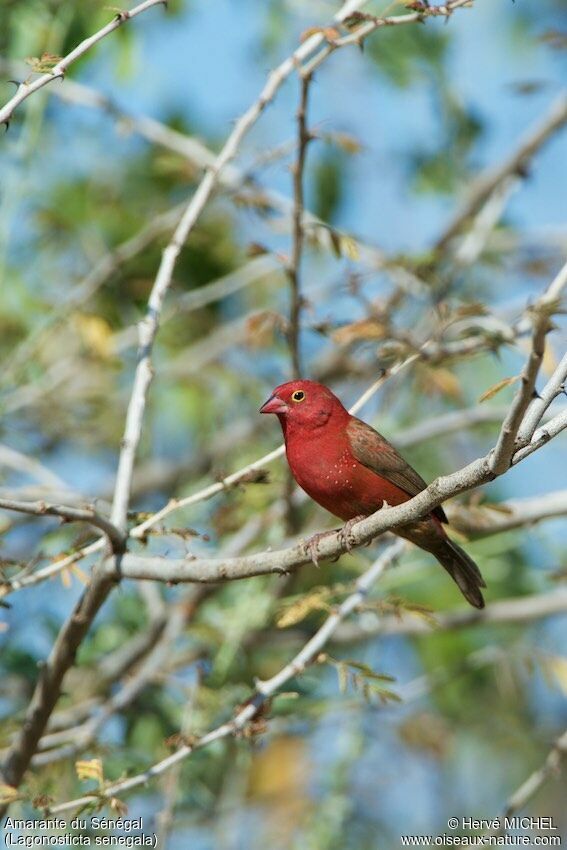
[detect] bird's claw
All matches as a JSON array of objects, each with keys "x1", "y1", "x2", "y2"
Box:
[
  {"x1": 303, "y1": 530, "x2": 331, "y2": 567},
  {"x1": 338, "y1": 515, "x2": 365, "y2": 553},
  {"x1": 303, "y1": 516, "x2": 365, "y2": 566}
]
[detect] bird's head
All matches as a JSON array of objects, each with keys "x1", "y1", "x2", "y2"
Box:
[{"x1": 260, "y1": 380, "x2": 347, "y2": 432}]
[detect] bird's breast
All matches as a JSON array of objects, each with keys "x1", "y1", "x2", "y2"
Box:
[{"x1": 284, "y1": 432, "x2": 383, "y2": 521}]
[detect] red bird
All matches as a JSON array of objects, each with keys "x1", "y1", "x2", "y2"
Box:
[{"x1": 260, "y1": 380, "x2": 486, "y2": 609}]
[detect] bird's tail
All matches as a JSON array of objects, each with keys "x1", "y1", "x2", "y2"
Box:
[{"x1": 433, "y1": 538, "x2": 486, "y2": 609}]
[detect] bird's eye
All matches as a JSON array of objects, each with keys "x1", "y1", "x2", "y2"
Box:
[{"x1": 291, "y1": 390, "x2": 305, "y2": 403}]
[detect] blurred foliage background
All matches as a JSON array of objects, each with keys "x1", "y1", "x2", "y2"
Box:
[{"x1": 0, "y1": 0, "x2": 567, "y2": 847}]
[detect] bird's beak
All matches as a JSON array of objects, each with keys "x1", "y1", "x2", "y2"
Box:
[{"x1": 259, "y1": 394, "x2": 288, "y2": 415}]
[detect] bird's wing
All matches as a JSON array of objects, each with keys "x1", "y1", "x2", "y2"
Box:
[{"x1": 346, "y1": 416, "x2": 448, "y2": 523}]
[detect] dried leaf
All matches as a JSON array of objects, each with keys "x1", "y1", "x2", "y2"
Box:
[
  {"x1": 425, "y1": 367, "x2": 462, "y2": 400},
  {"x1": 331, "y1": 132, "x2": 363, "y2": 155},
  {"x1": 333, "y1": 318, "x2": 387, "y2": 346},
  {"x1": 245, "y1": 311, "x2": 284, "y2": 348},
  {"x1": 300, "y1": 26, "x2": 323, "y2": 43},
  {"x1": 25, "y1": 53, "x2": 61, "y2": 73},
  {"x1": 479, "y1": 375, "x2": 518, "y2": 403},
  {"x1": 70, "y1": 563, "x2": 89, "y2": 584},
  {"x1": 300, "y1": 25, "x2": 340, "y2": 43},
  {"x1": 246, "y1": 242, "x2": 269, "y2": 257}
]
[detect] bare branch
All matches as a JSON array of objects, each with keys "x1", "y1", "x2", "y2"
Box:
[
  {"x1": 97, "y1": 406, "x2": 567, "y2": 587},
  {"x1": 301, "y1": 0, "x2": 473, "y2": 77},
  {"x1": 435, "y1": 93, "x2": 567, "y2": 252},
  {"x1": 489, "y1": 260, "x2": 567, "y2": 474},
  {"x1": 448, "y1": 489, "x2": 567, "y2": 538},
  {"x1": 334, "y1": 588, "x2": 567, "y2": 641},
  {"x1": 0, "y1": 0, "x2": 382, "y2": 801},
  {"x1": 287, "y1": 73, "x2": 313, "y2": 378},
  {"x1": 501, "y1": 728, "x2": 567, "y2": 818},
  {"x1": 0, "y1": 497, "x2": 125, "y2": 553},
  {"x1": 0, "y1": 0, "x2": 168, "y2": 128},
  {"x1": 518, "y1": 351, "x2": 567, "y2": 444},
  {"x1": 47, "y1": 540, "x2": 405, "y2": 815}
]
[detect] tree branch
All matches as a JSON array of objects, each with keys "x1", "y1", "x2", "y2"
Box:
[
  {"x1": 501, "y1": 728, "x2": 567, "y2": 819},
  {"x1": 435, "y1": 93, "x2": 567, "y2": 253},
  {"x1": 287, "y1": 73, "x2": 313, "y2": 379},
  {"x1": 97, "y1": 406, "x2": 567, "y2": 587},
  {"x1": 0, "y1": 0, "x2": 168, "y2": 128},
  {"x1": 0, "y1": 497, "x2": 125, "y2": 554},
  {"x1": 489, "y1": 260, "x2": 567, "y2": 474},
  {"x1": 47, "y1": 540, "x2": 405, "y2": 815}
]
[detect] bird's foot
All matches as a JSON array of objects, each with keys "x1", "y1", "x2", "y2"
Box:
[
  {"x1": 302, "y1": 530, "x2": 334, "y2": 567},
  {"x1": 338, "y1": 515, "x2": 365, "y2": 552}
]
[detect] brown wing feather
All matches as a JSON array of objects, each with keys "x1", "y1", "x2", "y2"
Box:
[{"x1": 347, "y1": 417, "x2": 448, "y2": 524}]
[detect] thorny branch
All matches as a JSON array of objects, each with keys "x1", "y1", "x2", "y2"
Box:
[
  {"x1": 0, "y1": 0, "x2": 168, "y2": 129},
  {"x1": 2, "y1": 0, "x2": 566, "y2": 826},
  {"x1": 0, "y1": 0, "x2": 415, "y2": 805},
  {"x1": 46, "y1": 540, "x2": 405, "y2": 815}
]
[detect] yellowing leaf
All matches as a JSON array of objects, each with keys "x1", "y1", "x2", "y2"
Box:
[
  {"x1": 109, "y1": 797, "x2": 128, "y2": 816},
  {"x1": 542, "y1": 341, "x2": 558, "y2": 377},
  {"x1": 74, "y1": 314, "x2": 113, "y2": 359},
  {"x1": 479, "y1": 375, "x2": 519, "y2": 403},
  {"x1": 60, "y1": 568, "x2": 72, "y2": 588},
  {"x1": 545, "y1": 655, "x2": 567, "y2": 696},
  {"x1": 277, "y1": 590, "x2": 330, "y2": 628},
  {"x1": 0, "y1": 784, "x2": 21, "y2": 805},
  {"x1": 71, "y1": 564, "x2": 89, "y2": 585},
  {"x1": 25, "y1": 53, "x2": 61, "y2": 73},
  {"x1": 340, "y1": 234, "x2": 360, "y2": 261},
  {"x1": 300, "y1": 26, "x2": 339, "y2": 43},
  {"x1": 76, "y1": 758, "x2": 104, "y2": 786}
]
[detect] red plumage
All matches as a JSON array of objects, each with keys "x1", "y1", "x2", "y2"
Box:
[{"x1": 260, "y1": 379, "x2": 485, "y2": 609}]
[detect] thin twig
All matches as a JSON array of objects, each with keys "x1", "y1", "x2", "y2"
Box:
[
  {"x1": 47, "y1": 540, "x2": 405, "y2": 815},
  {"x1": 301, "y1": 0, "x2": 473, "y2": 78},
  {"x1": 501, "y1": 728, "x2": 567, "y2": 819},
  {"x1": 0, "y1": 0, "x2": 168, "y2": 128},
  {"x1": 435, "y1": 93, "x2": 567, "y2": 253},
  {"x1": 518, "y1": 351, "x2": 567, "y2": 444},
  {"x1": 334, "y1": 588, "x2": 567, "y2": 641},
  {"x1": 0, "y1": 0, "x2": 376, "y2": 803},
  {"x1": 0, "y1": 497, "x2": 125, "y2": 553},
  {"x1": 287, "y1": 73, "x2": 313, "y2": 378},
  {"x1": 96, "y1": 399, "x2": 567, "y2": 586},
  {"x1": 489, "y1": 259, "x2": 567, "y2": 474}
]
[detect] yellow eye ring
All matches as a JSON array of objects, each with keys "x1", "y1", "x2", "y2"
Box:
[{"x1": 291, "y1": 390, "x2": 305, "y2": 403}]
